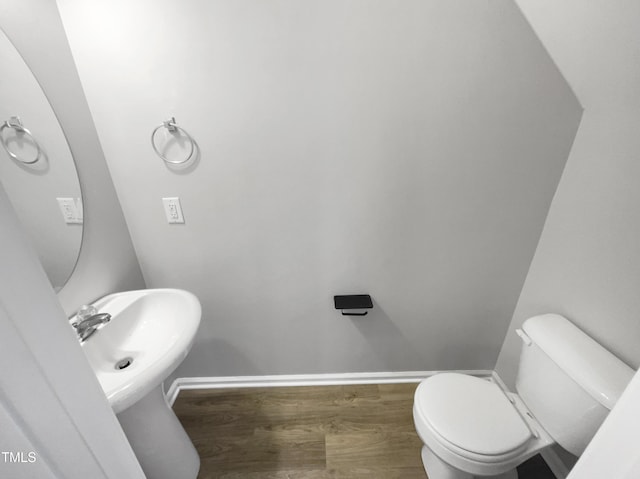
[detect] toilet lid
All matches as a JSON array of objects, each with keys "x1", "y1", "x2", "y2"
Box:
[{"x1": 415, "y1": 373, "x2": 532, "y2": 456}]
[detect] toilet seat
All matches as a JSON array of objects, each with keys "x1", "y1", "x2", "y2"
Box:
[
  {"x1": 415, "y1": 373, "x2": 532, "y2": 457},
  {"x1": 413, "y1": 373, "x2": 553, "y2": 476}
]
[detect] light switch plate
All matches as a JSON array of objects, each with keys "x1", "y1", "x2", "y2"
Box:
[{"x1": 162, "y1": 197, "x2": 185, "y2": 224}]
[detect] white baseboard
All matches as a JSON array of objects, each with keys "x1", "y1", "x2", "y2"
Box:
[{"x1": 165, "y1": 369, "x2": 493, "y2": 406}]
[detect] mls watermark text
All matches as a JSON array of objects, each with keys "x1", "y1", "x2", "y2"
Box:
[{"x1": 1, "y1": 451, "x2": 37, "y2": 463}]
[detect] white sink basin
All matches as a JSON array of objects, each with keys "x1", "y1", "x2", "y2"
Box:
[{"x1": 75, "y1": 288, "x2": 201, "y2": 414}]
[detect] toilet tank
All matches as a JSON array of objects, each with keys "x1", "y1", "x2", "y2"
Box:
[{"x1": 515, "y1": 314, "x2": 634, "y2": 456}]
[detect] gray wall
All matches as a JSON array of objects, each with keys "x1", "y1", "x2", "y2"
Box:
[
  {"x1": 58, "y1": 0, "x2": 581, "y2": 377},
  {"x1": 0, "y1": 0, "x2": 145, "y2": 316},
  {"x1": 497, "y1": 1, "x2": 640, "y2": 385}
]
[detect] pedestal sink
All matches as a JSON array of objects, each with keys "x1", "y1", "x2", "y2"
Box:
[{"x1": 73, "y1": 288, "x2": 201, "y2": 479}]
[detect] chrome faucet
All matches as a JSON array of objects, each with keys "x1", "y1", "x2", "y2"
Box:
[{"x1": 73, "y1": 305, "x2": 111, "y2": 342}]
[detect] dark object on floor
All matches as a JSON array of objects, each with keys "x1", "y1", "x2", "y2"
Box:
[{"x1": 517, "y1": 453, "x2": 557, "y2": 478}]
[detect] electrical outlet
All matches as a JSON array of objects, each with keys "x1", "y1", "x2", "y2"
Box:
[
  {"x1": 74, "y1": 197, "x2": 83, "y2": 222},
  {"x1": 162, "y1": 197, "x2": 185, "y2": 224},
  {"x1": 57, "y1": 197, "x2": 83, "y2": 224}
]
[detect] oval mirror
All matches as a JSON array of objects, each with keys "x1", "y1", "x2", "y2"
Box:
[{"x1": 0, "y1": 28, "x2": 83, "y2": 291}]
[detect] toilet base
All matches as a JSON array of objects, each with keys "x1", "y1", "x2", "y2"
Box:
[{"x1": 421, "y1": 446, "x2": 518, "y2": 479}]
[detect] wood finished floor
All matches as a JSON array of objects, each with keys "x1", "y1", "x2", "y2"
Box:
[{"x1": 173, "y1": 383, "x2": 555, "y2": 479}]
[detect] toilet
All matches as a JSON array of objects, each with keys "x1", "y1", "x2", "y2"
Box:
[{"x1": 413, "y1": 313, "x2": 635, "y2": 479}]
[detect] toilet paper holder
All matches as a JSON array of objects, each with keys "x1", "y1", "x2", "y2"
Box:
[{"x1": 334, "y1": 294, "x2": 373, "y2": 316}]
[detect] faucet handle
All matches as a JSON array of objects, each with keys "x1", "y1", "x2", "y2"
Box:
[{"x1": 76, "y1": 304, "x2": 98, "y2": 321}]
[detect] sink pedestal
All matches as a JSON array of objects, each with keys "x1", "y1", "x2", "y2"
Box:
[
  {"x1": 77, "y1": 289, "x2": 202, "y2": 478},
  {"x1": 117, "y1": 385, "x2": 199, "y2": 479}
]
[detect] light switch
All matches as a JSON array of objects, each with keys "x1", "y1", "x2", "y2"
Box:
[
  {"x1": 162, "y1": 197, "x2": 185, "y2": 224},
  {"x1": 57, "y1": 197, "x2": 83, "y2": 224}
]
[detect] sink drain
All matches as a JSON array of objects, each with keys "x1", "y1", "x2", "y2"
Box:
[{"x1": 115, "y1": 357, "x2": 133, "y2": 370}]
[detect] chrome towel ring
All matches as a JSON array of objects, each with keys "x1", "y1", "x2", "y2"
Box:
[
  {"x1": 0, "y1": 116, "x2": 42, "y2": 165},
  {"x1": 151, "y1": 117, "x2": 196, "y2": 165}
]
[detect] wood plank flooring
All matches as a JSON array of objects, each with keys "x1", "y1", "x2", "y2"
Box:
[
  {"x1": 173, "y1": 383, "x2": 556, "y2": 479},
  {"x1": 173, "y1": 383, "x2": 425, "y2": 478}
]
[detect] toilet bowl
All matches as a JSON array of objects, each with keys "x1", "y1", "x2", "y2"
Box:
[
  {"x1": 413, "y1": 373, "x2": 553, "y2": 479},
  {"x1": 412, "y1": 314, "x2": 635, "y2": 479}
]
